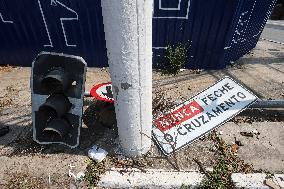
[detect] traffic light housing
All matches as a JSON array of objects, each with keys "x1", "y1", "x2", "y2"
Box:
[{"x1": 31, "y1": 52, "x2": 86, "y2": 148}]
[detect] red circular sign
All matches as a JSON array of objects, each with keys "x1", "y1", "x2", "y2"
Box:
[{"x1": 90, "y1": 82, "x2": 114, "y2": 103}]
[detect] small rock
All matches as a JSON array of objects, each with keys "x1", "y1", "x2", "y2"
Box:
[
  {"x1": 264, "y1": 179, "x2": 280, "y2": 189},
  {"x1": 175, "y1": 99, "x2": 183, "y2": 105},
  {"x1": 252, "y1": 129, "x2": 260, "y2": 135},
  {"x1": 76, "y1": 171, "x2": 85, "y2": 181},
  {"x1": 117, "y1": 155, "x2": 126, "y2": 161},
  {"x1": 240, "y1": 132, "x2": 253, "y2": 137},
  {"x1": 235, "y1": 140, "x2": 244, "y2": 147},
  {"x1": 231, "y1": 143, "x2": 239, "y2": 153},
  {"x1": 69, "y1": 183, "x2": 78, "y2": 189}
]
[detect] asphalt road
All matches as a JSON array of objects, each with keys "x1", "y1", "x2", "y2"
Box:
[{"x1": 261, "y1": 20, "x2": 284, "y2": 44}]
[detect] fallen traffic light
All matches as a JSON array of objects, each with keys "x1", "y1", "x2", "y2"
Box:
[{"x1": 31, "y1": 52, "x2": 86, "y2": 148}]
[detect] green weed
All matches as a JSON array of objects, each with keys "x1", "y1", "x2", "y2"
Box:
[
  {"x1": 181, "y1": 132, "x2": 253, "y2": 189},
  {"x1": 162, "y1": 43, "x2": 189, "y2": 75},
  {"x1": 84, "y1": 160, "x2": 106, "y2": 188}
]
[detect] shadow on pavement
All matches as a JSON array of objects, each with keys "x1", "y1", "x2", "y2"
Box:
[{"x1": 0, "y1": 99, "x2": 118, "y2": 156}]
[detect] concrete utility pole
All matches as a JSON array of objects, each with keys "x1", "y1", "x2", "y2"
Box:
[{"x1": 101, "y1": 0, "x2": 153, "y2": 156}]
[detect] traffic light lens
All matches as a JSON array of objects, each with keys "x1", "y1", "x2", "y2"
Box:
[
  {"x1": 41, "y1": 68, "x2": 70, "y2": 93},
  {"x1": 42, "y1": 77, "x2": 63, "y2": 93},
  {"x1": 39, "y1": 94, "x2": 72, "y2": 117},
  {"x1": 38, "y1": 105, "x2": 57, "y2": 119},
  {"x1": 43, "y1": 118, "x2": 71, "y2": 139}
]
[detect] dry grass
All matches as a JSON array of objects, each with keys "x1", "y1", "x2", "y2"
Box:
[
  {"x1": 0, "y1": 95, "x2": 13, "y2": 108},
  {"x1": 192, "y1": 132, "x2": 253, "y2": 189},
  {"x1": 0, "y1": 86, "x2": 20, "y2": 110},
  {"x1": 5, "y1": 173, "x2": 46, "y2": 189},
  {"x1": 152, "y1": 91, "x2": 175, "y2": 119},
  {"x1": 0, "y1": 65, "x2": 13, "y2": 73}
]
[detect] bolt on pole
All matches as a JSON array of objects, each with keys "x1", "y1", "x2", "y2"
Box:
[{"x1": 101, "y1": 0, "x2": 153, "y2": 157}]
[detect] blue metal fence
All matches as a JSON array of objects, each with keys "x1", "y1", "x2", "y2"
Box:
[
  {"x1": 0, "y1": 0, "x2": 107, "y2": 67},
  {"x1": 223, "y1": 0, "x2": 277, "y2": 63},
  {"x1": 0, "y1": 0, "x2": 276, "y2": 69},
  {"x1": 153, "y1": 0, "x2": 240, "y2": 69}
]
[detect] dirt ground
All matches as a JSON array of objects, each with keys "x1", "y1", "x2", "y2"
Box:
[{"x1": 0, "y1": 39, "x2": 283, "y2": 188}]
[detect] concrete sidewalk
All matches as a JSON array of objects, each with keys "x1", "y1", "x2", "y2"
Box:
[
  {"x1": 261, "y1": 20, "x2": 284, "y2": 44},
  {"x1": 98, "y1": 168, "x2": 284, "y2": 189},
  {"x1": 266, "y1": 20, "x2": 284, "y2": 27}
]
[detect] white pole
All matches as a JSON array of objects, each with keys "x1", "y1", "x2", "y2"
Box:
[{"x1": 101, "y1": 0, "x2": 153, "y2": 157}]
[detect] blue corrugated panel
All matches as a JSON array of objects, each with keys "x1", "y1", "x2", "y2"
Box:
[
  {"x1": 241, "y1": 0, "x2": 277, "y2": 55},
  {"x1": 152, "y1": 0, "x2": 276, "y2": 69},
  {"x1": 223, "y1": 0, "x2": 277, "y2": 63},
  {"x1": 153, "y1": 0, "x2": 239, "y2": 69},
  {"x1": 0, "y1": 0, "x2": 276, "y2": 69},
  {"x1": 0, "y1": 0, "x2": 107, "y2": 67}
]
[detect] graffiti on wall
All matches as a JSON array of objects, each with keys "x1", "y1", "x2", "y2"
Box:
[
  {"x1": 0, "y1": 0, "x2": 107, "y2": 67},
  {"x1": 0, "y1": 0, "x2": 276, "y2": 68}
]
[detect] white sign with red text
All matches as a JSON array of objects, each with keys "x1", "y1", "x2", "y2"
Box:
[{"x1": 152, "y1": 76, "x2": 258, "y2": 155}]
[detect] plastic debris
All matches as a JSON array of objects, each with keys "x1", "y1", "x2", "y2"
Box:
[
  {"x1": 88, "y1": 145, "x2": 108, "y2": 162},
  {"x1": 0, "y1": 126, "x2": 9, "y2": 137}
]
